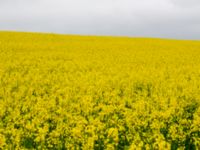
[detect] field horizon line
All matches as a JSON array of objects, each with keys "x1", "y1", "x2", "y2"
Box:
[{"x1": 0, "y1": 30, "x2": 199, "y2": 42}]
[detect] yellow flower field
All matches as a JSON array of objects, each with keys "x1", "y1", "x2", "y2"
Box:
[{"x1": 0, "y1": 31, "x2": 200, "y2": 149}]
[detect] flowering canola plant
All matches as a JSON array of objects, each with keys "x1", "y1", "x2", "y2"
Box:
[{"x1": 0, "y1": 32, "x2": 200, "y2": 149}]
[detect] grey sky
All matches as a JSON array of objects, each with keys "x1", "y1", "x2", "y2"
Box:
[{"x1": 0, "y1": 0, "x2": 200, "y2": 39}]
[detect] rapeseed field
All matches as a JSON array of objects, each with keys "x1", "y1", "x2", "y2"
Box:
[{"x1": 0, "y1": 31, "x2": 200, "y2": 149}]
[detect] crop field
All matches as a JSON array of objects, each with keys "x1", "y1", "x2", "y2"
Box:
[{"x1": 0, "y1": 31, "x2": 200, "y2": 149}]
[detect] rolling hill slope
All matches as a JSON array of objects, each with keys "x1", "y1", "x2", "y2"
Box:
[{"x1": 0, "y1": 31, "x2": 200, "y2": 149}]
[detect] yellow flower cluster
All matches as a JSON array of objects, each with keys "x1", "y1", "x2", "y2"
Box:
[{"x1": 0, "y1": 31, "x2": 200, "y2": 149}]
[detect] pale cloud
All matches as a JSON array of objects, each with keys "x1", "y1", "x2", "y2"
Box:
[
  {"x1": 171, "y1": 0, "x2": 200, "y2": 7},
  {"x1": 0, "y1": 0, "x2": 200, "y2": 39}
]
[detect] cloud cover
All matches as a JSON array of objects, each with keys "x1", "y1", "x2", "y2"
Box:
[{"x1": 0, "y1": 0, "x2": 200, "y2": 39}]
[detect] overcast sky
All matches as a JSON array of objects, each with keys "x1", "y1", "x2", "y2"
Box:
[{"x1": 0, "y1": 0, "x2": 200, "y2": 39}]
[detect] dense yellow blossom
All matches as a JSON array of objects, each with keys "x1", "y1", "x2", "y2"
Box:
[{"x1": 0, "y1": 31, "x2": 200, "y2": 149}]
